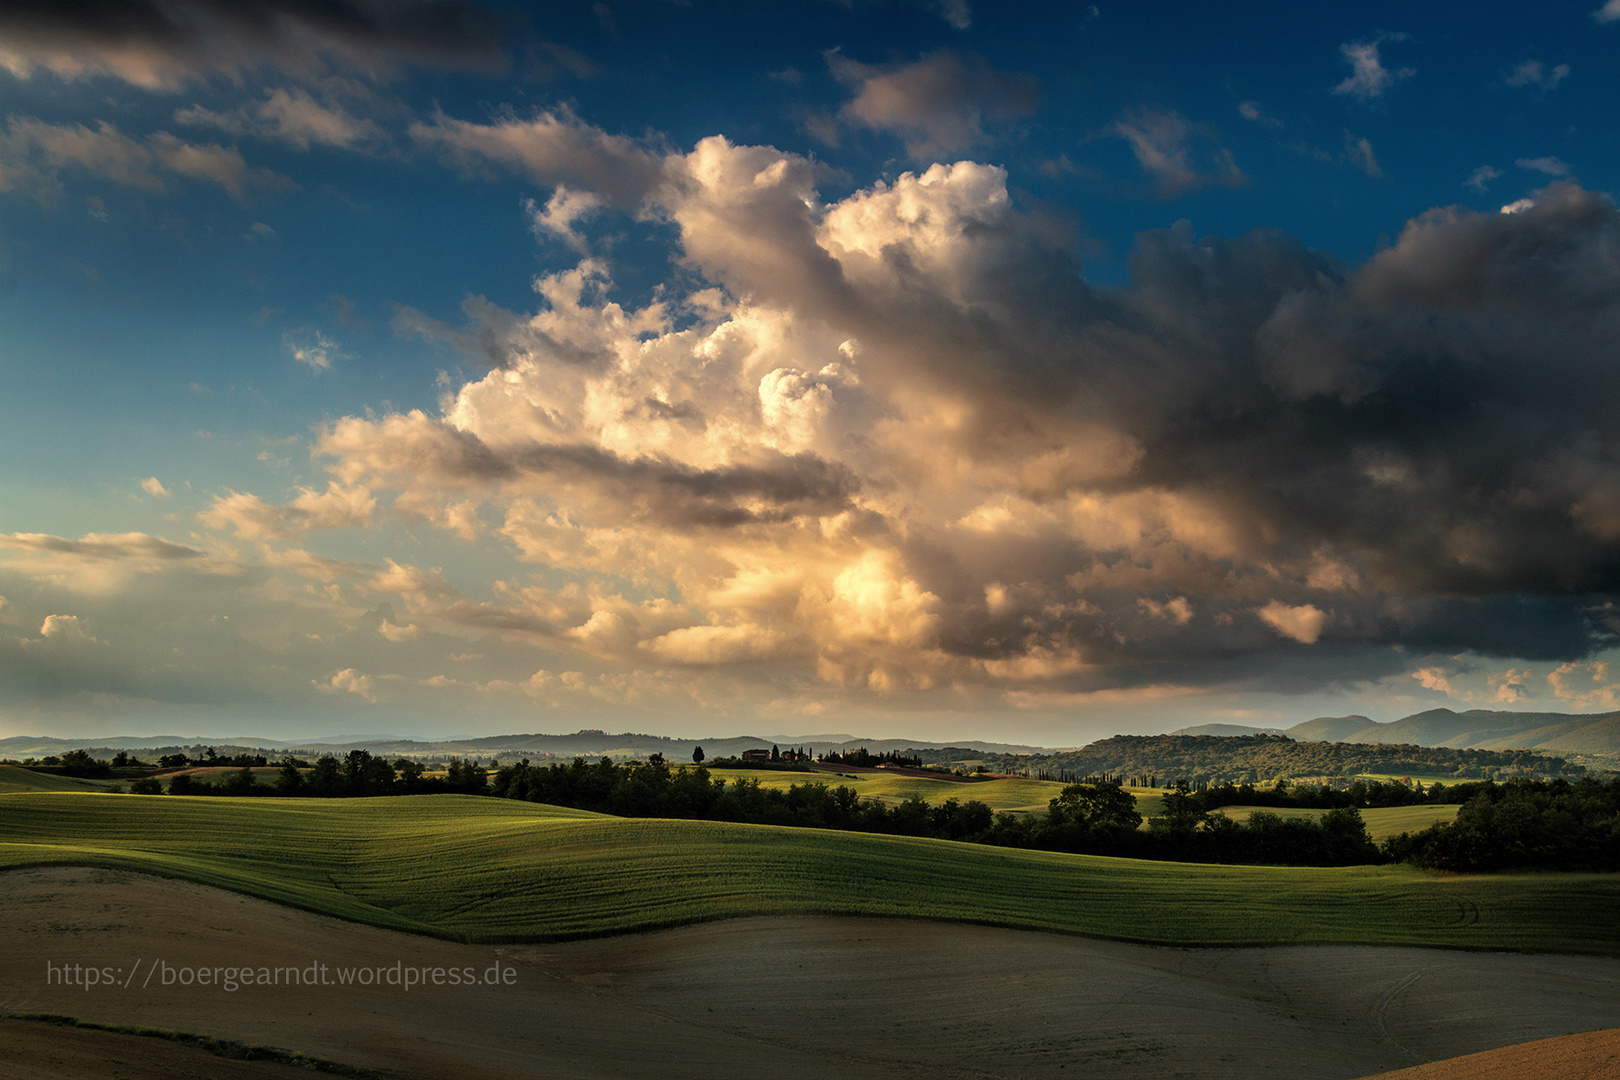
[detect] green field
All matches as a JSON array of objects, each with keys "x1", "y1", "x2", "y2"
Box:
[
  {"x1": 0, "y1": 764, "x2": 115, "y2": 795},
  {"x1": 1209, "y1": 803, "x2": 1461, "y2": 841},
  {"x1": 1, "y1": 791, "x2": 1614, "y2": 955},
  {"x1": 712, "y1": 767, "x2": 1079, "y2": 812}
]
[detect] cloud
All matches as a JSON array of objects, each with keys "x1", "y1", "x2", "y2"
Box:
[
  {"x1": 13, "y1": 113, "x2": 1620, "y2": 720},
  {"x1": 524, "y1": 186, "x2": 605, "y2": 254},
  {"x1": 1343, "y1": 132, "x2": 1380, "y2": 178},
  {"x1": 828, "y1": 50, "x2": 1040, "y2": 157},
  {"x1": 1488, "y1": 667, "x2": 1534, "y2": 703},
  {"x1": 280, "y1": 135, "x2": 1620, "y2": 707},
  {"x1": 1505, "y1": 59, "x2": 1569, "y2": 90},
  {"x1": 1110, "y1": 107, "x2": 1245, "y2": 196},
  {"x1": 1257, "y1": 602, "x2": 1327, "y2": 644},
  {"x1": 38, "y1": 614, "x2": 97, "y2": 642},
  {"x1": 1594, "y1": 0, "x2": 1620, "y2": 23},
  {"x1": 1546, "y1": 660, "x2": 1620, "y2": 709},
  {"x1": 202, "y1": 483, "x2": 376, "y2": 540},
  {"x1": 0, "y1": 0, "x2": 513, "y2": 90},
  {"x1": 139, "y1": 477, "x2": 171, "y2": 499},
  {"x1": 1517, "y1": 156, "x2": 1571, "y2": 177},
  {"x1": 320, "y1": 667, "x2": 377, "y2": 701},
  {"x1": 409, "y1": 108, "x2": 665, "y2": 209},
  {"x1": 0, "y1": 531, "x2": 201, "y2": 561},
  {"x1": 1464, "y1": 165, "x2": 1501, "y2": 191},
  {"x1": 284, "y1": 329, "x2": 344, "y2": 371},
  {"x1": 1412, "y1": 667, "x2": 1455, "y2": 694},
  {"x1": 0, "y1": 117, "x2": 293, "y2": 202},
  {"x1": 175, "y1": 86, "x2": 387, "y2": 150},
  {"x1": 933, "y1": 0, "x2": 973, "y2": 29},
  {"x1": 1237, "y1": 101, "x2": 1282, "y2": 128},
  {"x1": 1332, "y1": 38, "x2": 1414, "y2": 101}
]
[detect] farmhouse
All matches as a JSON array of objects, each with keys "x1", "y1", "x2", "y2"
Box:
[{"x1": 741, "y1": 749, "x2": 771, "y2": 762}]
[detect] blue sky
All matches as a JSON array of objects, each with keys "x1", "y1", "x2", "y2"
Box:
[{"x1": 2, "y1": 0, "x2": 1619, "y2": 742}]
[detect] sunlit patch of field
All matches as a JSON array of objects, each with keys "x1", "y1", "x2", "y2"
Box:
[
  {"x1": 0, "y1": 764, "x2": 115, "y2": 795},
  {"x1": 0, "y1": 791, "x2": 1614, "y2": 954},
  {"x1": 1210, "y1": 804, "x2": 1461, "y2": 842},
  {"x1": 708, "y1": 767, "x2": 1074, "y2": 812}
]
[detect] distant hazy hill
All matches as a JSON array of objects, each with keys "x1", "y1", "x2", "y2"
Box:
[
  {"x1": 1170, "y1": 723, "x2": 1290, "y2": 738},
  {"x1": 1171, "y1": 708, "x2": 1620, "y2": 755},
  {"x1": 1282, "y1": 716, "x2": 1379, "y2": 742},
  {"x1": 0, "y1": 731, "x2": 1047, "y2": 762}
]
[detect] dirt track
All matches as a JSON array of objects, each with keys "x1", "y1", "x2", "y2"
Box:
[{"x1": 2, "y1": 867, "x2": 1617, "y2": 1079}]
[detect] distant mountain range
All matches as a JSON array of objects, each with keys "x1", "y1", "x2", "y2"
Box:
[
  {"x1": 1173, "y1": 708, "x2": 1620, "y2": 756},
  {"x1": 0, "y1": 731, "x2": 1048, "y2": 761},
  {"x1": 6, "y1": 708, "x2": 1614, "y2": 762}
]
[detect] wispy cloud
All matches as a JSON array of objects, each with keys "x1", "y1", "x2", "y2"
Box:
[
  {"x1": 1237, "y1": 101, "x2": 1282, "y2": 128},
  {"x1": 1111, "y1": 107, "x2": 1245, "y2": 196},
  {"x1": 1343, "y1": 132, "x2": 1381, "y2": 177},
  {"x1": 283, "y1": 329, "x2": 345, "y2": 372},
  {"x1": 1332, "y1": 37, "x2": 1414, "y2": 101},
  {"x1": 1505, "y1": 58, "x2": 1569, "y2": 90},
  {"x1": 828, "y1": 50, "x2": 1040, "y2": 157},
  {"x1": 176, "y1": 86, "x2": 387, "y2": 151},
  {"x1": 1464, "y1": 165, "x2": 1501, "y2": 191},
  {"x1": 0, "y1": 117, "x2": 294, "y2": 202},
  {"x1": 1518, "y1": 156, "x2": 1571, "y2": 176}
]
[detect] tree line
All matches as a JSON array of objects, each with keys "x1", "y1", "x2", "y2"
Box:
[
  {"x1": 104, "y1": 749, "x2": 1620, "y2": 872},
  {"x1": 916, "y1": 734, "x2": 1583, "y2": 784}
]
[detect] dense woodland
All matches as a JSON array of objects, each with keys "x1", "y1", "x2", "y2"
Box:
[{"x1": 916, "y1": 734, "x2": 1584, "y2": 783}]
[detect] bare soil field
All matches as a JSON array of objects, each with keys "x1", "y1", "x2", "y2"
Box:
[
  {"x1": 2, "y1": 866, "x2": 1617, "y2": 1080},
  {"x1": 1356, "y1": 1028, "x2": 1620, "y2": 1079},
  {"x1": 0, "y1": 1017, "x2": 361, "y2": 1080}
]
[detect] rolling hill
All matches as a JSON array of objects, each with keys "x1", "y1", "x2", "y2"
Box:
[
  {"x1": 1172, "y1": 708, "x2": 1620, "y2": 756},
  {"x1": 1, "y1": 791, "x2": 1615, "y2": 954}
]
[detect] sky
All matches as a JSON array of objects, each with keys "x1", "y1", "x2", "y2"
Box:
[{"x1": 2, "y1": 0, "x2": 1620, "y2": 744}]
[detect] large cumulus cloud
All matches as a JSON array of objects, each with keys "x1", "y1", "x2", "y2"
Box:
[{"x1": 247, "y1": 115, "x2": 1620, "y2": 704}]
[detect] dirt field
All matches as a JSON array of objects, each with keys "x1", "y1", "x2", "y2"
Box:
[
  {"x1": 2, "y1": 866, "x2": 1617, "y2": 1080},
  {"x1": 1355, "y1": 1028, "x2": 1620, "y2": 1079},
  {"x1": 0, "y1": 1017, "x2": 361, "y2": 1080}
]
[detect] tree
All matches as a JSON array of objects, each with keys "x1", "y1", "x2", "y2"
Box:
[
  {"x1": 1048, "y1": 781, "x2": 1143, "y2": 830},
  {"x1": 223, "y1": 765, "x2": 258, "y2": 796},
  {"x1": 129, "y1": 777, "x2": 163, "y2": 795},
  {"x1": 274, "y1": 760, "x2": 305, "y2": 796},
  {"x1": 692, "y1": 745, "x2": 705, "y2": 764},
  {"x1": 1151, "y1": 779, "x2": 1208, "y2": 833},
  {"x1": 167, "y1": 773, "x2": 197, "y2": 796},
  {"x1": 770, "y1": 744, "x2": 780, "y2": 762}
]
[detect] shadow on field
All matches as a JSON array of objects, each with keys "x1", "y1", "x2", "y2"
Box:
[{"x1": 1, "y1": 867, "x2": 1616, "y2": 1080}]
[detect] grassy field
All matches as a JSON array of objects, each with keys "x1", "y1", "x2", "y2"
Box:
[
  {"x1": 1, "y1": 791, "x2": 1615, "y2": 954},
  {"x1": 710, "y1": 767, "x2": 1080, "y2": 812},
  {"x1": 0, "y1": 764, "x2": 115, "y2": 795},
  {"x1": 1209, "y1": 803, "x2": 1461, "y2": 841}
]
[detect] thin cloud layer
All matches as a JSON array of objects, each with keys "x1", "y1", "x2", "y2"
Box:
[{"x1": 0, "y1": 117, "x2": 293, "y2": 201}]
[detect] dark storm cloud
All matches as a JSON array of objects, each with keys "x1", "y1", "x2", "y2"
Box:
[
  {"x1": 987, "y1": 183, "x2": 1620, "y2": 666},
  {"x1": 0, "y1": 0, "x2": 513, "y2": 89}
]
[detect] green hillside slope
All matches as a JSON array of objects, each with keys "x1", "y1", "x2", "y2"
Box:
[{"x1": 0, "y1": 792, "x2": 1613, "y2": 954}]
